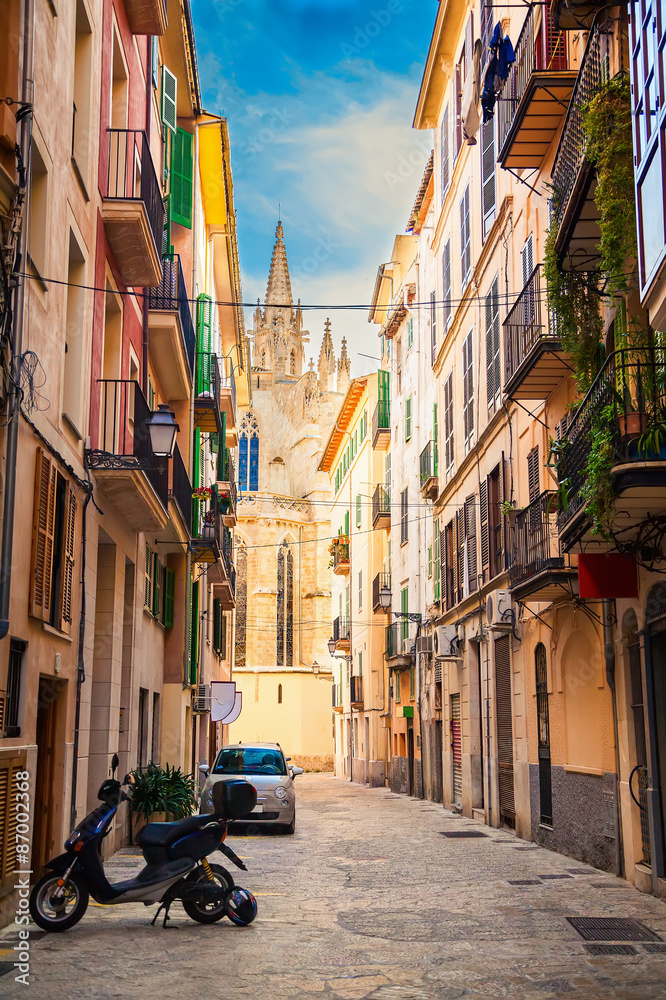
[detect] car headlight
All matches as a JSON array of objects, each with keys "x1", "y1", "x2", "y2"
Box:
[{"x1": 274, "y1": 786, "x2": 287, "y2": 799}]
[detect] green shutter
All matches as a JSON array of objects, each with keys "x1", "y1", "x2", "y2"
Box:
[
  {"x1": 344, "y1": 510, "x2": 349, "y2": 535},
  {"x1": 378, "y1": 368, "x2": 390, "y2": 405},
  {"x1": 433, "y1": 403, "x2": 439, "y2": 476},
  {"x1": 405, "y1": 396, "x2": 412, "y2": 441},
  {"x1": 195, "y1": 294, "x2": 213, "y2": 396},
  {"x1": 171, "y1": 127, "x2": 193, "y2": 228},
  {"x1": 152, "y1": 553, "x2": 161, "y2": 617},
  {"x1": 192, "y1": 427, "x2": 201, "y2": 536},
  {"x1": 144, "y1": 544, "x2": 153, "y2": 609},
  {"x1": 162, "y1": 197, "x2": 173, "y2": 256},
  {"x1": 189, "y1": 580, "x2": 199, "y2": 685},
  {"x1": 213, "y1": 598, "x2": 222, "y2": 654},
  {"x1": 356, "y1": 494, "x2": 362, "y2": 528},
  {"x1": 161, "y1": 65, "x2": 177, "y2": 134},
  {"x1": 401, "y1": 586, "x2": 409, "y2": 642},
  {"x1": 163, "y1": 567, "x2": 175, "y2": 628}
]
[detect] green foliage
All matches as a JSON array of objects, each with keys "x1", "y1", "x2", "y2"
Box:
[
  {"x1": 580, "y1": 403, "x2": 616, "y2": 539},
  {"x1": 129, "y1": 762, "x2": 197, "y2": 821}
]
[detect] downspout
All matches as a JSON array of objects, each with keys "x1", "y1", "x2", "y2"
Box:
[
  {"x1": 141, "y1": 35, "x2": 152, "y2": 398},
  {"x1": 0, "y1": 0, "x2": 34, "y2": 640},
  {"x1": 70, "y1": 486, "x2": 92, "y2": 829},
  {"x1": 603, "y1": 598, "x2": 624, "y2": 877}
]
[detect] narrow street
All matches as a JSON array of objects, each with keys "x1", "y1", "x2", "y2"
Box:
[{"x1": 2, "y1": 775, "x2": 666, "y2": 1000}]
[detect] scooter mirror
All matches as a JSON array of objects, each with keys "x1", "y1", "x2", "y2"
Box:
[
  {"x1": 111, "y1": 753, "x2": 119, "y2": 776},
  {"x1": 199, "y1": 764, "x2": 210, "y2": 774}
]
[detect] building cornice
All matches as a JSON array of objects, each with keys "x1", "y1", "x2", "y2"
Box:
[{"x1": 413, "y1": 0, "x2": 470, "y2": 130}]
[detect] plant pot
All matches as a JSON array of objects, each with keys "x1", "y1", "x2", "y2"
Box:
[
  {"x1": 130, "y1": 810, "x2": 166, "y2": 845},
  {"x1": 618, "y1": 411, "x2": 647, "y2": 439}
]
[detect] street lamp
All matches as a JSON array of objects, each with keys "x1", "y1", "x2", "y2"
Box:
[
  {"x1": 327, "y1": 637, "x2": 336, "y2": 655},
  {"x1": 312, "y1": 660, "x2": 320, "y2": 675},
  {"x1": 148, "y1": 404, "x2": 179, "y2": 457},
  {"x1": 379, "y1": 583, "x2": 392, "y2": 611}
]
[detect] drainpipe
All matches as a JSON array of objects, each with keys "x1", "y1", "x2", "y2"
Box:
[
  {"x1": 603, "y1": 598, "x2": 624, "y2": 878},
  {"x1": 141, "y1": 35, "x2": 152, "y2": 398},
  {"x1": 70, "y1": 487, "x2": 92, "y2": 829},
  {"x1": 0, "y1": 0, "x2": 34, "y2": 640}
]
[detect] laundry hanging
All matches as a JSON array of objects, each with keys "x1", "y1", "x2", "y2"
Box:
[
  {"x1": 462, "y1": 38, "x2": 483, "y2": 146},
  {"x1": 481, "y1": 21, "x2": 516, "y2": 125}
]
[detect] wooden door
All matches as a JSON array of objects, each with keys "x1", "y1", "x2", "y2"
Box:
[{"x1": 494, "y1": 635, "x2": 515, "y2": 826}]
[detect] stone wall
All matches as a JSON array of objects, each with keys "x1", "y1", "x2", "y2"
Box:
[
  {"x1": 292, "y1": 754, "x2": 334, "y2": 772},
  {"x1": 390, "y1": 756, "x2": 409, "y2": 794}
]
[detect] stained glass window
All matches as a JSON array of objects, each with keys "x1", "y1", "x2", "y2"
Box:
[
  {"x1": 238, "y1": 411, "x2": 259, "y2": 492},
  {"x1": 276, "y1": 540, "x2": 294, "y2": 668},
  {"x1": 236, "y1": 543, "x2": 247, "y2": 667}
]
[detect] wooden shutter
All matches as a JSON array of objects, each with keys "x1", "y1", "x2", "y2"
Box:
[
  {"x1": 162, "y1": 197, "x2": 172, "y2": 256},
  {"x1": 161, "y1": 65, "x2": 177, "y2": 133},
  {"x1": 378, "y1": 368, "x2": 390, "y2": 405},
  {"x1": 456, "y1": 507, "x2": 465, "y2": 603},
  {"x1": 465, "y1": 495, "x2": 478, "y2": 593},
  {"x1": 144, "y1": 544, "x2": 153, "y2": 609},
  {"x1": 442, "y1": 240, "x2": 451, "y2": 332},
  {"x1": 499, "y1": 451, "x2": 507, "y2": 570},
  {"x1": 30, "y1": 448, "x2": 57, "y2": 621},
  {"x1": 0, "y1": 755, "x2": 25, "y2": 883},
  {"x1": 480, "y1": 477, "x2": 490, "y2": 581},
  {"x1": 344, "y1": 509, "x2": 350, "y2": 535},
  {"x1": 455, "y1": 61, "x2": 463, "y2": 157},
  {"x1": 521, "y1": 235, "x2": 534, "y2": 289},
  {"x1": 434, "y1": 519, "x2": 441, "y2": 602},
  {"x1": 405, "y1": 396, "x2": 412, "y2": 440},
  {"x1": 195, "y1": 294, "x2": 212, "y2": 395},
  {"x1": 440, "y1": 518, "x2": 447, "y2": 608},
  {"x1": 440, "y1": 106, "x2": 449, "y2": 199},
  {"x1": 59, "y1": 483, "x2": 77, "y2": 634},
  {"x1": 527, "y1": 446, "x2": 540, "y2": 503},
  {"x1": 163, "y1": 567, "x2": 175, "y2": 628},
  {"x1": 171, "y1": 127, "x2": 193, "y2": 228},
  {"x1": 213, "y1": 598, "x2": 221, "y2": 653},
  {"x1": 481, "y1": 118, "x2": 496, "y2": 237},
  {"x1": 444, "y1": 371, "x2": 454, "y2": 470},
  {"x1": 152, "y1": 553, "x2": 161, "y2": 618},
  {"x1": 464, "y1": 12, "x2": 474, "y2": 74},
  {"x1": 463, "y1": 331, "x2": 474, "y2": 448},
  {"x1": 221, "y1": 613, "x2": 227, "y2": 659},
  {"x1": 486, "y1": 278, "x2": 500, "y2": 412}
]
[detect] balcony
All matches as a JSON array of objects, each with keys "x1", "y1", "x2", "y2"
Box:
[
  {"x1": 550, "y1": 0, "x2": 610, "y2": 30},
  {"x1": 549, "y1": 23, "x2": 612, "y2": 270},
  {"x1": 498, "y1": 6, "x2": 575, "y2": 170},
  {"x1": 332, "y1": 684, "x2": 343, "y2": 713},
  {"x1": 503, "y1": 265, "x2": 571, "y2": 399},
  {"x1": 219, "y1": 359, "x2": 238, "y2": 444},
  {"x1": 350, "y1": 675, "x2": 364, "y2": 710},
  {"x1": 372, "y1": 572, "x2": 391, "y2": 613},
  {"x1": 332, "y1": 616, "x2": 350, "y2": 652},
  {"x1": 191, "y1": 489, "x2": 222, "y2": 566},
  {"x1": 148, "y1": 254, "x2": 196, "y2": 401},
  {"x1": 385, "y1": 621, "x2": 416, "y2": 668},
  {"x1": 211, "y1": 525, "x2": 236, "y2": 610},
  {"x1": 372, "y1": 400, "x2": 390, "y2": 449},
  {"x1": 194, "y1": 353, "x2": 222, "y2": 433},
  {"x1": 331, "y1": 536, "x2": 350, "y2": 575},
  {"x1": 372, "y1": 485, "x2": 391, "y2": 529},
  {"x1": 509, "y1": 492, "x2": 577, "y2": 602},
  {"x1": 216, "y1": 449, "x2": 237, "y2": 525},
  {"x1": 557, "y1": 349, "x2": 666, "y2": 552},
  {"x1": 102, "y1": 130, "x2": 163, "y2": 287},
  {"x1": 419, "y1": 440, "x2": 439, "y2": 500},
  {"x1": 157, "y1": 442, "x2": 191, "y2": 551},
  {"x1": 87, "y1": 380, "x2": 168, "y2": 531},
  {"x1": 124, "y1": 0, "x2": 167, "y2": 35}
]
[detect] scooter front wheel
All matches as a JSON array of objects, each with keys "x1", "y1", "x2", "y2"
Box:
[
  {"x1": 182, "y1": 863, "x2": 233, "y2": 924},
  {"x1": 29, "y1": 872, "x2": 89, "y2": 932}
]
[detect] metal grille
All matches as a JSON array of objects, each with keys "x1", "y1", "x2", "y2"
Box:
[
  {"x1": 372, "y1": 485, "x2": 391, "y2": 526},
  {"x1": 644, "y1": 943, "x2": 666, "y2": 953},
  {"x1": 535, "y1": 642, "x2": 553, "y2": 825},
  {"x1": 510, "y1": 492, "x2": 562, "y2": 590},
  {"x1": 584, "y1": 944, "x2": 637, "y2": 956},
  {"x1": 235, "y1": 544, "x2": 247, "y2": 667},
  {"x1": 568, "y1": 917, "x2": 662, "y2": 942},
  {"x1": 450, "y1": 693, "x2": 462, "y2": 808},
  {"x1": 539, "y1": 873, "x2": 572, "y2": 879},
  {"x1": 440, "y1": 830, "x2": 487, "y2": 838},
  {"x1": 495, "y1": 635, "x2": 515, "y2": 822},
  {"x1": 508, "y1": 879, "x2": 541, "y2": 885}
]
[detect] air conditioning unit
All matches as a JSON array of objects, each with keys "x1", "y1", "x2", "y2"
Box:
[
  {"x1": 433, "y1": 624, "x2": 457, "y2": 658},
  {"x1": 402, "y1": 638, "x2": 415, "y2": 655},
  {"x1": 194, "y1": 683, "x2": 211, "y2": 713},
  {"x1": 416, "y1": 635, "x2": 432, "y2": 655},
  {"x1": 486, "y1": 589, "x2": 513, "y2": 630}
]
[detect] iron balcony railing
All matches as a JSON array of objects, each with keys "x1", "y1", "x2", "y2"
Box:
[
  {"x1": 372, "y1": 571, "x2": 391, "y2": 613},
  {"x1": 509, "y1": 491, "x2": 561, "y2": 588},
  {"x1": 333, "y1": 616, "x2": 350, "y2": 644},
  {"x1": 372, "y1": 484, "x2": 391, "y2": 524},
  {"x1": 350, "y1": 675, "x2": 363, "y2": 706},
  {"x1": 557, "y1": 348, "x2": 666, "y2": 532},
  {"x1": 372, "y1": 399, "x2": 390, "y2": 441},
  {"x1": 148, "y1": 254, "x2": 196, "y2": 374},
  {"x1": 221, "y1": 525, "x2": 235, "y2": 594},
  {"x1": 104, "y1": 129, "x2": 163, "y2": 258},
  {"x1": 498, "y1": 5, "x2": 568, "y2": 153},
  {"x1": 385, "y1": 620, "x2": 418, "y2": 659},
  {"x1": 88, "y1": 379, "x2": 168, "y2": 508},
  {"x1": 196, "y1": 352, "x2": 222, "y2": 403},
  {"x1": 332, "y1": 537, "x2": 350, "y2": 571},
  {"x1": 419, "y1": 440, "x2": 438, "y2": 489},
  {"x1": 504, "y1": 264, "x2": 553, "y2": 384},
  {"x1": 170, "y1": 442, "x2": 192, "y2": 531},
  {"x1": 192, "y1": 489, "x2": 220, "y2": 545},
  {"x1": 550, "y1": 22, "x2": 609, "y2": 233},
  {"x1": 217, "y1": 449, "x2": 237, "y2": 515}
]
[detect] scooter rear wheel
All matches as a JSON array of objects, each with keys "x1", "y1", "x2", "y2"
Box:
[
  {"x1": 182, "y1": 863, "x2": 233, "y2": 924},
  {"x1": 29, "y1": 872, "x2": 89, "y2": 932}
]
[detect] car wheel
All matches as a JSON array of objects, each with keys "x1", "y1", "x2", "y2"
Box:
[{"x1": 280, "y1": 814, "x2": 295, "y2": 835}]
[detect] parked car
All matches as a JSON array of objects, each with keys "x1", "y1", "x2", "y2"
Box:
[{"x1": 199, "y1": 743, "x2": 303, "y2": 834}]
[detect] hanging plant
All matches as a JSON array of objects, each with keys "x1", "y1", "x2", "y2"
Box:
[{"x1": 580, "y1": 403, "x2": 617, "y2": 539}]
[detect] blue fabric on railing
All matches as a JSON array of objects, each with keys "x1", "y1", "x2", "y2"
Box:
[{"x1": 482, "y1": 22, "x2": 516, "y2": 124}]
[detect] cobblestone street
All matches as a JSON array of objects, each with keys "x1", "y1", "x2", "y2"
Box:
[{"x1": 2, "y1": 775, "x2": 666, "y2": 999}]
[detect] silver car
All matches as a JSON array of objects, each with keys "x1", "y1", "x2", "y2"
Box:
[{"x1": 199, "y1": 743, "x2": 303, "y2": 834}]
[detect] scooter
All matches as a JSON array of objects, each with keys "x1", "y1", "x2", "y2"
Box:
[{"x1": 29, "y1": 755, "x2": 258, "y2": 931}]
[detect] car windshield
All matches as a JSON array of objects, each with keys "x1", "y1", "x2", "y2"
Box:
[{"x1": 213, "y1": 747, "x2": 287, "y2": 776}]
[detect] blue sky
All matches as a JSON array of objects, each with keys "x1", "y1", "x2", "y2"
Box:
[{"x1": 192, "y1": 0, "x2": 436, "y2": 373}]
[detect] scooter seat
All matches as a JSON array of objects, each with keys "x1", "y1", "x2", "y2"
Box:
[{"x1": 138, "y1": 815, "x2": 218, "y2": 849}]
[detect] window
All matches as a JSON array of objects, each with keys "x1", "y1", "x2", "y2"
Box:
[
  {"x1": 144, "y1": 543, "x2": 154, "y2": 610},
  {"x1": 464, "y1": 494, "x2": 478, "y2": 594},
  {"x1": 28, "y1": 143, "x2": 48, "y2": 277},
  {"x1": 63, "y1": 230, "x2": 88, "y2": 434},
  {"x1": 276, "y1": 541, "x2": 294, "y2": 668},
  {"x1": 277, "y1": 683, "x2": 283, "y2": 704},
  {"x1": 444, "y1": 371, "x2": 454, "y2": 473},
  {"x1": 442, "y1": 240, "x2": 452, "y2": 333},
  {"x1": 430, "y1": 291, "x2": 437, "y2": 365},
  {"x1": 527, "y1": 446, "x2": 540, "y2": 503},
  {"x1": 410, "y1": 665, "x2": 415, "y2": 700},
  {"x1": 290, "y1": 350, "x2": 296, "y2": 375},
  {"x1": 161, "y1": 65, "x2": 177, "y2": 133},
  {"x1": 481, "y1": 118, "x2": 496, "y2": 237},
  {"x1": 151, "y1": 552, "x2": 163, "y2": 619},
  {"x1": 444, "y1": 520, "x2": 455, "y2": 609},
  {"x1": 356, "y1": 494, "x2": 362, "y2": 529},
  {"x1": 5, "y1": 640, "x2": 26, "y2": 738},
  {"x1": 434, "y1": 519, "x2": 441, "y2": 602},
  {"x1": 400, "y1": 489, "x2": 408, "y2": 544},
  {"x1": 462, "y1": 331, "x2": 474, "y2": 452},
  {"x1": 238, "y1": 411, "x2": 259, "y2": 491},
  {"x1": 488, "y1": 463, "x2": 503, "y2": 577},
  {"x1": 407, "y1": 315, "x2": 414, "y2": 348},
  {"x1": 440, "y1": 105, "x2": 450, "y2": 201},
  {"x1": 405, "y1": 396, "x2": 412, "y2": 442},
  {"x1": 151, "y1": 35, "x2": 159, "y2": 89},
  {"x1": 171, "y1": 128, "x2": 193, "y2": 228},
  {"x1": 72, "y1": 0, "x2": 93, "y2": 179},
  {"x1": 460, "y1": 184, "x2": 471, "y2": 287},
  {"x1": 400, "y1": 587, "x2": 409, "y2": 642},
  {"x1": 151, "y1": 693, "x2": 160, "y2": 764},
  {"x1": 358, "y1": 651, "x2": 363, "y2": 677},
  {"x1": 454, "y1": 16, "x2": 474, "y2": 159},
  {"x1": 213, "y1": 598, "x2": 226, "y2": 656},
  {"x1": 428, "y1": 545, "x2": 433, "y2": 579},
  {"x1": 29, "y1": 449, "x2": 77, "y2": 633},
  {"x1": 521, "y1": 234, "x2": 534, "y2": 289},
  {"x1": 486, "y1": 277, "x2": 500, "y2": 413},
  {"x1": 433, "y1": 402, "x2": 439, "y2": 477},
  {"x1": 358, "y1": 570, "x2": 363, "y2": 610},
  {"x1": 163, "y1": 567, "x2": 175, "y2": 628},
  {"x1": 394, "y1": 669, "x2": 401, "y2": 703},
  {"x1": 138, "y1": 688, "x2": 149, "y2": 768},
  {"x1": 189, "y1": 580, "x2": 199, "y2": 685}
]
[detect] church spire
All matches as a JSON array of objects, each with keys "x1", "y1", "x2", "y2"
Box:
[
  {"x1": 337, "y1": 336, "x2": 350, "y2": 394},
  {"x1": 265, "y1": 221, "x2": 294, "y2": 313}
]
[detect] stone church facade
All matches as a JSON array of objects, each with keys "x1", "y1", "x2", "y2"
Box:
[{"x1": 228, "y1": 223, "x2": 349, "y2": 770}]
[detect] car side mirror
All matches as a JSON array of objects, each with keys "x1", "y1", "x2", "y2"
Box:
[
  {"x1": 291, "y1": 766, "x2": 304, "y2": 777},
  {"x1": 199, "y1": 763, "x2": 210, "y2": 775}
]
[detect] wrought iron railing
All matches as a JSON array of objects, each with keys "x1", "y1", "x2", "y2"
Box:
[
  {"x1": 350, "y1": 675, "x2": 363, "y2": 705},
  {"x1": 385, "y1": 620, "x2": 418, "y2": 658},
  {"x1": 504, "y1": 264, "x2": 554, "y2": 384},
  {"x1": 509, "y1": 491, "x2": 561, "y2": 588},
  {"x1": 104, "y1": 129, "x2": 163, "y2": 257},
  {"x1": 333, "y1": 616, "x2": 350, "y2": 644},
  {"x1": 372, "y1": 484, "x2": 391, "y2": 524},
  {"x1": 221, "y1": 525, "x2": 235, "y2": 594},
  {"x1": 419, "y1": 440, "x2": 438, "y2": 489},
  {"x1": 550, "y1": 22, "x2": 609, "y2": 233},
  {"x1": 498, "y1": 6, "x2": 568, "y2": 153},
  {"x1": 372, "y1": 399, "x2": 390, "y2": 441},
  {"x1": 195, "y1": 352, "x2": 222, "y2": 404},
  {"x1": 557, "y1": 348, "x2": 666, "y2": 532},
  {"x1": 333, "y1": 537, "x2": 350, "y2": 571},
  {"x1": 372, "y1": 571, "x2": 391, "y2": 613},
  {"x1": 170, "y1": 442, "x2": 192, "y2": 531},
  {"x1": 148, "y1": 254, "x2": 196, "y2": 374},
  {"x1": 88, "y1": 379, "x2": 168, "y2": 508}
]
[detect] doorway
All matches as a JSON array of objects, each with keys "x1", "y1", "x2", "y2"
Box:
[
  {"x1": 451, "y1": 693, "x2": 462, "y2": 810},
  {"x1": 495, "y1": 634, "x2": 515, "y2": 827},
  {"x1": 364, "y1": 716, "x2": 370, "y2": 784},
  {"x1": 535, "y1": 643, "x2": 552, "y2": 826},
  {"x1": 625, "y1": 612, "x2": 650, "y2": 866},
  {"x1": 407, "y1": 722, "x2": 415, "y2": 796},
  {"x1": 33, "y1": 678, "x2": 66, "y2": 873}
]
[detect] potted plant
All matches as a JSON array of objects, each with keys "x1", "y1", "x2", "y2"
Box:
[{"x1": 129, "y1": 762, "x2": 197, "y2": 843}]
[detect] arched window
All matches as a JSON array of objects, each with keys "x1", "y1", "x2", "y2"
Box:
[
  {"x1": 238, "y1": 411, "x2": 259, "y2": 492},
  {"x1": 235, "y1": 542, "x2": 247, "y2": 667},
  {"x1": 290, "y1": 350, "x2": 296, "y2": 375},
  {"x1": 276, "y1": 540, "x2": 294, "y2": 667},
  {"x1": 277, "y1": 683, "x2": 282, "y2": 704}
]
